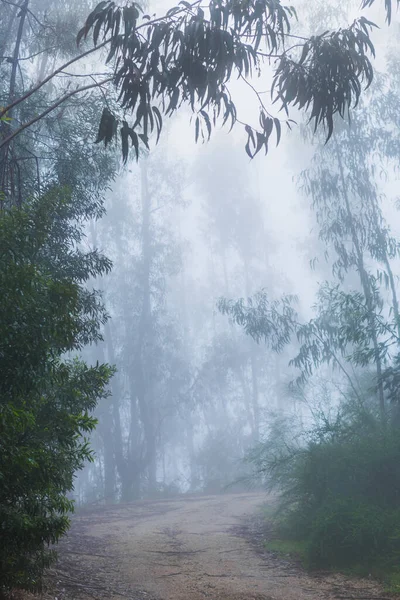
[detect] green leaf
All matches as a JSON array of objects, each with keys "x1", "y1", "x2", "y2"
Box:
[
  {"x1": 120, "y1": 121, "x2": 129, "y2": 162},
  {"x1": 274, "y1": 118, "x2": 281, "y2": 146},
  {"x1": 152, "y1": 106, "x2": 163, "y2": 144},
  {"x1": 200, "y1": 110, "x2": 211, "y2": 140}
]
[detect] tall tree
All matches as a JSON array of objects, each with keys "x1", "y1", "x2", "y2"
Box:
[{"x1": 78, "y1": 146, "x2": 193, "y2": 502}]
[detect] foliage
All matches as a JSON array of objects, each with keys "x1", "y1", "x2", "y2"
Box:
[
  {"x1": 0, "y1": 0, "x2": 389, "y2": 167},
  {"x1": 0, "y1": 0, "x2": 118, "y2": 208},
  {"x1": 206, "y1": 41, "x2": 400, "y2": 417},
  {"x1": 80, "y1": 0, "x2": 378, "y2": 161},
  {"x1": 0, "y1": 190, "x2": 113, "y2": 593},
  {"x1": 216, "y1": 2, "x2": 400, "y2": 580},
  {"x1": 249, "y1": 395, "x2": 400, "y2": 572},
  {"x1": 218, "y1": 291, "x2": 297, "y2": 350},
  {"x1": 263, "y1": 538, "x2": 307, "y2": 563},
  {"x1": 76, "y1": 152, "x2": 195, "y2": 503}
]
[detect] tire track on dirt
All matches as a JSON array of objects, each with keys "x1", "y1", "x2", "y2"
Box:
[{"x1": 45, "y1": 493, "x2": 392, "y2": 600}]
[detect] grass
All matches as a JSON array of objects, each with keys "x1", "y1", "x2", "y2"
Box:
[
  {"x1": 384, "y1": 569, "x2": 400, "y2": 594},
  {"x1": 264, "y1": 538, "x2": 308, "y2": 564},
  {"x1": 264, "y1": 533, "x2": 400, "y2": 596}
]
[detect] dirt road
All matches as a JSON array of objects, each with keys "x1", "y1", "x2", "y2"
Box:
[{"x1": 52, "y1": 493, "x2": 389, "y2": 600}]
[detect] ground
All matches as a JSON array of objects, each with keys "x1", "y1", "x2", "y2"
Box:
[{"x1": 46, "y1": 492, "x2": 392, "y2": 600}]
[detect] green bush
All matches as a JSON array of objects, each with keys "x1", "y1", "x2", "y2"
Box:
[
  {"x1": 0, "y1": 191, "x2": 113, "y2": 593},
  {"x1": 251, "y1": 399, "x2": 400, "y2": 574},
  {"x1": 308, "y1": 500, "x2": 400, "y2": 569}
]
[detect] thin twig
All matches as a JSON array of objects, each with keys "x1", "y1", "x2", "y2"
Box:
[
  {"x1": 0, "y1": 77, "x2": 112, "y2": 149},
  {"x1": 0, "y1": 39, "x2": 110, "y2": 119}
]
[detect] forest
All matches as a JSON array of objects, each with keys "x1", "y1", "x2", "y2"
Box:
[{"x1": 1, "y1": 0, "x2": 400, "y2": 596}]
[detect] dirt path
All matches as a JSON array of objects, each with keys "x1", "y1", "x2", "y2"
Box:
[{"x1": 51, "y1": 493, "x2": 390, "y2": 600}]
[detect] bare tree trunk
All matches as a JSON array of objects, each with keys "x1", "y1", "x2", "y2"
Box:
[
  {"x1": 243, "y1": 254, "x2": 260, "y2": 440},
  {"x1": 104, "y1": 322, "x2": 133, "y2": 502},
  {"x1": 367, "y1": 192, "x2": 400, "y2": 340},
  {"x1": 238, "y1": 366, "x2": 255, "y2": 435},
  {"x1": 176, "y1": 210, "x2": 197, "y2": 490},
  {"x1": 8, "y1": 0, "x2": 28, "y2": 105},
  {"x1": 134, "y1": 158, "x2": 157, "y2": 494},
  {"x1": 1, "y1": 0, "x2": 28, "y2": 201},
  {"x1": 221, "y1": 247, "x2": 230, "y2": 297},
  {"x1": 0, "y1": 3, "x2": 19, "y2": 65},
  {"x1": 36, "y1": 49, "x2": 49, "y2": 84},
  {"x1": 89, "y1": 221, "x2": 117, "y2": 503}
]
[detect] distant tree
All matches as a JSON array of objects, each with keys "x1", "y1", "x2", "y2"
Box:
[
  {"x1": 79, "y1": 148, "x2": 193, "y2": 502},
  {"x1": 220, "y1": 56, "x2": 400, "y2": 419},
  {"x1": 296, "y1": 73, "x2": 400, "y2": 414},
  {"x1": 194, "y1": 138, "x2": 288, "y2": 440}
]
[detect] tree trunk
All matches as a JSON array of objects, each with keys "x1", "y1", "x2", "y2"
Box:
[
  {"x1": 0, "y1": 4, "x2": 19, "y2": 66},
  {"x1": 88, "y1": 221, "x2": 116, "y2": 504},
  {"x1": 335, "y1": 140, "x2": 385, "y2": 419},
  {"x1": 243, "y1": 254, "x2": 260, "y2": 440},
  {"x1": 1, "y1": 0, "x2": 29, "y2": 202},
  {"x1": 367, "y1": 192, "x2": 400, "y2": 340},
  {"x1": 135, "y1": 158, "x2": 158, "y2": 495},
  {"x1": 104, "y1": 322, "x2": 134, "y2": 502},
  {"x1": 238, "y1": 366, "x2": 256, "y2": 435}
]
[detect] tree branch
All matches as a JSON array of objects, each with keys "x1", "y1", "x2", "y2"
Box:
[
  {"x1": 0, "y1": 39, "x2": 110, "y2": 119},
  {"x1": 0, "y1": 0, "x2": 203, "y2": 121},
  {"x1": 0, "y1": 78, "x2": 113, "y2": 149}
]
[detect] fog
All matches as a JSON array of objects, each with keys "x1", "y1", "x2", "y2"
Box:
[
  {"x1": 5, "y1": 0, "x2": 394, "y2": 505},
  {"x1": 6, "y1": 0, "x2": 400, "y2": 594},
  {"x1": 57, "y1": 0, "x2": 400, "y2": 504}
]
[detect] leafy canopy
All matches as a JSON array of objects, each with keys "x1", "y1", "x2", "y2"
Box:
[
  {"x1": 0, "y1": 0, "x2": 393, "y2": 163},
  {"x1": 78, "y1": 0, "x2": 379, "y2": 161}
]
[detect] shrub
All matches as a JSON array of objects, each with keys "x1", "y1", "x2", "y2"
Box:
[
  {"x1": 250, "y1": 398, "x2": 400, "y2": 573},
  {"x1": 308, "y1": 500, "x2": 400, "y2": 569},
  {"x1": 0, "y1": 191, "x2": 113, "y2": 593}
]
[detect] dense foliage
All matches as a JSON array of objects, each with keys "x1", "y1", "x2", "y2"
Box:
[
  {"x1": 0, "y1": 191, "x2": 113, "y2": 592},
  {"x1": 249, "y1": 396, "x2": 400, "y2": 573},
  {"x1": 0, "y1": 0, "x2": 393, "y2": 166}
]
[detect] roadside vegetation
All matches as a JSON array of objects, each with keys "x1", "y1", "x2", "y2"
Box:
[
  {"x1": 223, "y1": 67, "x2": 400, "y2": 589},
  {"x1": 252, "y1": 399, "x2": 400, "y2": 592},
  {"x1": 1, "y1": 0, "x2": 400, "y2": 595}
]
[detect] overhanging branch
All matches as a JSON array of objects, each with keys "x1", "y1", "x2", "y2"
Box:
[
  {"x1": 0, "y1": 39, "x2": 110, "y2": 120},
  {"x1": 0, "y1": 78, "x2": 113, "y2": 150}
]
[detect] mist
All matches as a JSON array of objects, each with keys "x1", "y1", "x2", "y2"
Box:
[
  {"x1": 19, "y1": 1, "x2": 383, "y2": 507},
  {"x1": 2, "y1": 0, "x2": 400, "y2": 596},
  {"x1": 69, "y1": 0, "x2": 400, "y2": 505}
]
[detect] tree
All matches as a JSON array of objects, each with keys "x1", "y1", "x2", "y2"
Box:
[
  {"x1": 296, "y1": 72, "x2": 400, "y2": 415},
  {"x1": 74, "y1": 146, "x2": 194, "y2": 503},
  {"x1": 220, "y1": 63, "x2": 400, "y2": 419},
  {"x1": 194, "y1": 137, "x2": 290, "y2": 440},
  {"x1": 0, "y1": 0, "x2": 117, "y2": 206},
  {"x1": 0, "y1": 0, "x2": 389, "y2": 171},
  {"x1": 216, "y1": 3, "x2": 400, "y2": 579},
  {"x1": 0, "y1": 189, "x2": 114, "y2": 593}
]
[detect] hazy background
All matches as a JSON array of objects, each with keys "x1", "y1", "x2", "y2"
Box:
[{"x1": 71, "y1": 0, "x2": 400, "y2": 502}]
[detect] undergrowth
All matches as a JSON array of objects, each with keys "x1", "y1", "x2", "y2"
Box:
[{"x1": 250, "y1": 396, "x2": 400, "y2": 592}]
